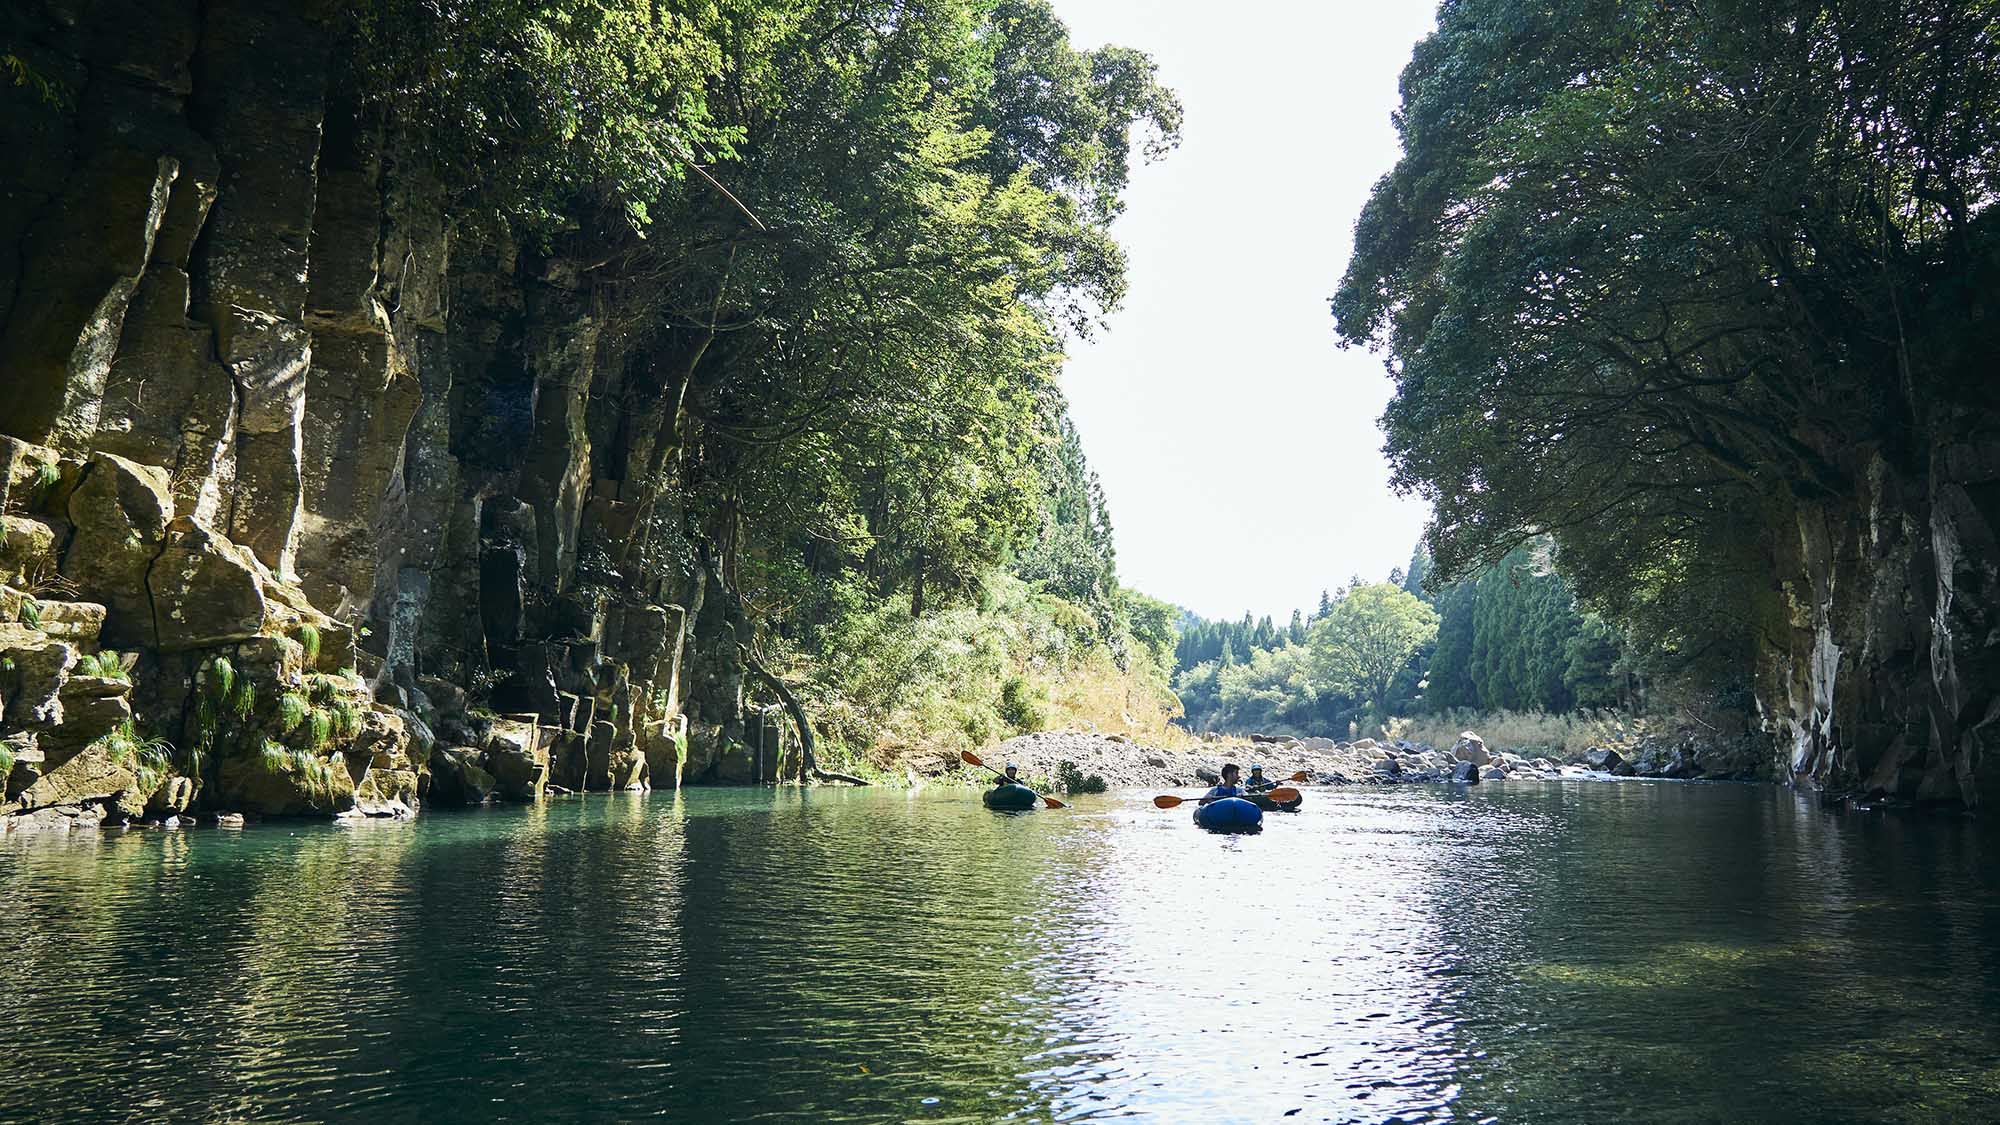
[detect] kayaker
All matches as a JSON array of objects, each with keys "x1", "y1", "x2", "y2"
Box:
[
  {"x1": 1200, "y1": 763, "x2": 1244, "y2": 804},
  {"x1": 1245, "y1": 764, "x2": 1278, "y2": 792},
  {"x1": 993, "y1": 764, "x2": 1022, "y2": 788}
]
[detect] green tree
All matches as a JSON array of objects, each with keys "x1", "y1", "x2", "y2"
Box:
[
  {"x1": 1309, "y1": 583, "x2": 1440, "y2": 717},
  {"x1": 1333, "y1": 0, "x2": 2000, "y2": 718}
]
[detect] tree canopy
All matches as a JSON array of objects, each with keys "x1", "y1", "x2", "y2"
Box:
[
  {"x1": 1333, "y1": 0, "x2": 2000, "y2": 692},
  {"x1": 1308, "y1": 583, "x2": 1439, "y2": 717}
]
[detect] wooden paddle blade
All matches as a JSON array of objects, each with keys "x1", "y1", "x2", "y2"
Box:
[
  {"x1": 1287, "y1": 771, "x2": 1310, "y2": 782},
  {"x1": 1266, "y1": 787, "x2": 1301, "y2": 803},
  {"x1": 1152, "y1": 794, "x2": 1186, "y2": 809},
  {"x1": 1041, "y1": 795, "x2": 1068, "y2": 809},
  {"x1": 961, "y1": 750, "x2": 987, "y2": 768}
]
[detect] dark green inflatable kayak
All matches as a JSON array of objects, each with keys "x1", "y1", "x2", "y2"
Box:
[
  {"x1": 1249, "y1": 791, "x2": 1303, "y2": 813},
  {"x1": 982, "y1": 783, "x2": 1040, "y2": 810}
]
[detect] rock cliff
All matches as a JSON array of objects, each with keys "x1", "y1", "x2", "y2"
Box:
[{"x1": 1, "y1": 1, "x2": 780, "y2": 827}]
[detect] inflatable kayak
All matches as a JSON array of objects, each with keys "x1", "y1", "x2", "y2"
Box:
[
  {"x1": 1249, "y1": 791, "x2": 1303, "y2": 813},
  {"x1": 982, "y1": 783, "x2": 1040, "y2": 811},
  {"x1": 1193, "y1": 796, "x2": 1263, "y2": 832}
]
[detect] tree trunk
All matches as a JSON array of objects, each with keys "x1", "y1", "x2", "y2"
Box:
[{"x1": 744, "y1": 652, "x2": 867, "y2": 786}]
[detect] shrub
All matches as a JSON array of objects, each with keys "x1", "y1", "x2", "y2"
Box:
[
  {"x1": 1053, "y1": 759, "x2": 1106, "y2": 795},
  {"x1": 998, "y1": 675, "x2": 1047, "y2": 734},
  {"x1": 19, "y1": 599, "x2": 40, "y2": 628},
  {"x1": 0, "y1": 739, "x2": 14, "y2": 780}
]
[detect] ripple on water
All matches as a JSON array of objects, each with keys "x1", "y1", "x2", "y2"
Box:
[{"x1": 5, "y1": 783, "x2": 2000, "y2": 1122}]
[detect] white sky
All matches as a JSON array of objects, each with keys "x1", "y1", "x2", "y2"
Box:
[{"x1": 1051, "y1": 0, "x2": 1438, "y2": 622}]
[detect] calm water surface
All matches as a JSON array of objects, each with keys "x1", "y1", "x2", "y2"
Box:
[{"x1": 5, "y1": 781, "x2": 2000, "y2": 1122}]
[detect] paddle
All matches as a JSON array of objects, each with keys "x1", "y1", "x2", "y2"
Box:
[
  {"x1": 961, "y1": 750, "x2": 1067, "y2": 809},
  {"x1": 1153, "y1": 787, "x2": 1301, "y2": 809}
]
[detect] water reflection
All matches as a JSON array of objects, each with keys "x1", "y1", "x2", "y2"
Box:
[{"x1": 5, "y1": 782, "x2": 2000, "y2": 1121}]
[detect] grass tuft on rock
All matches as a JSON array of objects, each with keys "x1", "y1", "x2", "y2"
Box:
[
  {"x1": 76, "y1": 650, "x2": 129, "y2": 681},
  {"x1": 206, "y1": 656, "x2": 235, "y2": 702},
  {"x1": 277, "y1": 692, "x2": 310, "y2": 733},
  {"x1": 296, "y1": 622, "x2": 320, "y2": 668},
  {"x1": 226, "y1": 674, "x2": 256, "y2": 721},
  {"x1": 306, "y1": 708, "x2": 334, "y2": 750},
  {"x1": 329, "y1": 698, "x2": 361, "y2": 741}
]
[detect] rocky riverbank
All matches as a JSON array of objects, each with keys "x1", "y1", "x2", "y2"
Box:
[{"x1": 950, "y1": 725, "x2": 1765, "y2": 793}]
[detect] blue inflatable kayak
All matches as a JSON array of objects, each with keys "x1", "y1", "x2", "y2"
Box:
[
  {"x1": 1193, "y1": 796, "x2": 1263, "y2": 832},
  {"x1": 982, "y1": 783, "x2": 1040, "y2": 810}
]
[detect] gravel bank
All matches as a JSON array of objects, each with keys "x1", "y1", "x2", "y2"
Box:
[{"x1": 952, "y1": 729, "x2": 1590, "y2": 792}]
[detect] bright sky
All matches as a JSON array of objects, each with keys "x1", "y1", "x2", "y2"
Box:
[{"x1": 1051, "y1": 0, "x2": 1438, "y2": 622}]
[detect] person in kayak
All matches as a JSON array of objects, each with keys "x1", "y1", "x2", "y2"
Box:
[
  {"x1": 1245, "y1": 764, "x2": 1278, "y2": 792},
  {"x1": 1199, "y1": 763, "x2": 1244, "y2": 804},
  {"x1": 993, "y1": 763, "x2": 1023, "y2": 788}
]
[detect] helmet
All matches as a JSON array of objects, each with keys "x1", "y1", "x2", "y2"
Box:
[{"x1": 1250, "y1": 764, "x2": 1264, "y2": 772}]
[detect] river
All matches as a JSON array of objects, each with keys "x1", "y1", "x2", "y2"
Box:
[{"x1": 4, "y1": 781, "x2": 1999, "y2": 1122}]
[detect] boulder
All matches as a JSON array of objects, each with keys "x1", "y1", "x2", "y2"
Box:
[
  {"x1": 146, "y1": 775, "x2": 197, "y2": 814},
  {"x1": 1658, "y1": 746, "x2": 1704, "y2": 780},
  {"x1": 1351, "y1": 737, "x2": 1379, "y2": 751},
  {"x1": 638, "y1": 721, "x2": 683, "y2": 792},
  {"x1": 1, "y1": 625, "x2": 76, "y2": 728},
  {"x1": 60, "y1": 452, "x2": 173, "y2": 643},
  {"x1": 429, "y1": 746, "x2": 497, "y2": 806},
  {"x1": 0, "y1": 515, "x2": 56, "y2": 586},
  {"x1": 1583, "y1": 747, "x2": 1625, "y2": 773},
  {"x1": 487, "y1": 738, "x2": 550, "y2": 801},
  {"x1": 149, "y1": 516, "x2": 272, "y2": 648},
  {"x1": 27, "y1": 600, "x2": 106, "y2": 645},
  {"x1": 216, "y1": 748, "x2": 357, "y2": 816},
  {"x1": 1, "y1": 732, "x2": 36, "y2": 799},
  {"x1": 608, "y1": 743, "x2": 647, "y2": 790},
  {"x1": 0, "y1": 437, "x2": 64, "y2": 517},
  {"x1": 354, "y1": 768, "x2": 418, "y2": 817},
  {"x1": 39, "y1": 691, "x2": 132, "y2": 755},
  {"x1": 7, "y1": 740, "x2": 135, "y2": 815},
  {"x1": 1452, "y1": 732, "x2": 1492, "y2": 766}
]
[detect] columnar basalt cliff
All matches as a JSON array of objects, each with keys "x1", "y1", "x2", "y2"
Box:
[
  {"x1": 0, "y1": 1, "x2": 790, "y2": 827},
  {"x1": 1763, "y1": 427, "x2": 2000, "y2": 808}
]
